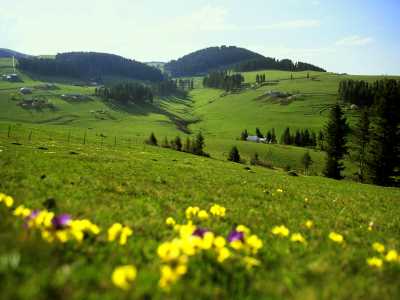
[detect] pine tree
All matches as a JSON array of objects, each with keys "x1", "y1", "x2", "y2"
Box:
[
  {"x1": 301, "y1": 152, "x2": 313, "y2": 175},
  {"x1": 228, "y1": 146, "x2": 241, "y2": 163},
  {"x1": 353, "y1": 109, "x2": 370, "y2": 182},
  {"x1": 266, "y1": 131, "x2": 272, "y2": 143},
  {"x1": 318, "y1": 130, "x2": 325, "y2": 150},
  {"x1": 183, "y1": 137, "x2": 191, "y2": 152},
  {"x1": 366, "y1": 81, "x2": 400, "y2": 185},
  {"x1": 281, "y1": 127, "x2": 292, "y2": 145},
  {"x1": 174, "y1": 136, "x2": 182, "y2": 151},
  {"x1": 271, "y1": 128, "x2": 277, "y2": 144},
  {"x1": 256, "y1": 74, "x2": 260, "y2": 84},
  {"x1": 146, "y1": 132, "x2": 158, "y2": 146},
  {"x1": 240, "y1": 129, "x2": 249, "y2": 141},
  {"x1": 255, "y1": 128, "x2": 263, "y2": 138},
  {"x1": 193, "y1": 132, "x2": 205, "y2": 155},
  {"x1": 323, "y1": 104, "x2": 348, "y2": 179}
]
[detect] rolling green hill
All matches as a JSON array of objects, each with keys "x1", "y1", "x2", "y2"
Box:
[{"x1": 1, "y1": 55, "x2": 399, "y2": 300}]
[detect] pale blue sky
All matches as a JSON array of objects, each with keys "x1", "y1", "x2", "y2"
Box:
[{"x1": 1, "y1": 0, "x2": 399, "y2": 74}]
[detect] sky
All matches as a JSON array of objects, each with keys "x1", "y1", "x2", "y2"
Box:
[{"x1": 1, "y1": 0, "x2": 399, "y2": 75}]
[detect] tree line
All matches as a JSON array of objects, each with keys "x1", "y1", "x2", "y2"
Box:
[
  {"x1": 338, "y1": 79, "x2": 400, "y2": 108},
  {"x1": 95, "y1": 83, "x2": 153, "y2": 104},
  {"x1": 18, "y1": 52, "x2": 164, "y2": 82},
  {"x1": 280, "y1": 128, "x2": 318, "y2": 147},
  {"x1": 325, "y1": 79, "x2": 399, "y2": 186},
  {"x1": 95, "y1": 79, "x2": 191, "y2": 104},
  {"x1": 256, "y1": 74, "x2": 266, "y2": 84},
  {"x1": 146, "y1": 132, "x2": 209, "y2": 157},
  {"x1": 203, "y1": 72, "x2": 244, "y2": 91},
  {"x1": 234, "y1": 57, "x2": 326, "y2": 73}
]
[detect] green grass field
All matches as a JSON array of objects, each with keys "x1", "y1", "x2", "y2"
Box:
[{"x1": 1, "y1": 58, "x2": 399, "y2": 299}]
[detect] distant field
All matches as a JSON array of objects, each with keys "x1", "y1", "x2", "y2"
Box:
[{"x1": 1, "y1": 58, "x2": 398, "y2": 174}]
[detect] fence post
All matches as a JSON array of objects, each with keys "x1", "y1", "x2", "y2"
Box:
[
  {"x1": 83, "y1": 131, "x2": 86, "y2": 145},
  {"x1": 67, "y1": 131, "x2": 71, "y2": 143},
  {"x1": 114, "y1": 136, "x2": 117, "y2": 147},
  {"x1": 28, "y1": 130, "x2": 32, "y2": 141},
  {"x1": 7, "y1": 125, "x2": 11, "y2": 138}
]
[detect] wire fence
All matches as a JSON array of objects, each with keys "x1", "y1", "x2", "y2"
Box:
[{"x1": 0, "y1": 123, "x2": 147, "y2": 151}]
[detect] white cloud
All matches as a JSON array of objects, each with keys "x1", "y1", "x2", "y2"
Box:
[{"x1": 336, "y1": 35, "x2": 374, "y2": 46}]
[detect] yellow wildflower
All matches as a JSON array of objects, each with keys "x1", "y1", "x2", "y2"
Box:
[
  {"x1": 112, "y1": 265, "x2": 137, "y2": 290},
  {"x1": 236, "y1": 225, "x2": 250, "y2": 234},
  {"x1": 200, "y1": 232, "x2": 214, "y2": 250},
  {"x1": 329, "y1": 232, "x2": 344, "y2": 244},
  {"x1": 165, "y1": 217, "x2": 176, "y2": 226},
  {"x1": 367, "y1": 257, "x2": 383, "y2": 268},
  {"x1": 271, "y1": 225, "x2": 289, "y2": 237},
  {"x1": 276, "y1": 189, "x2": 283, "y2": 193},
  {"x1": 385, "y1": 250, "x2": 398, "y2": 262},
  {"x1": 290, "y1": 233, "x2": 306, "y2": 244},
  {"x1": 185, "y1": 206, "x2": 200, "y2": 219},
  {"x1": 119, "y1": 226, "x2": 133, "y2": 246},
  {"x1": 108, "y1": 223, "x2": 123, "y2": 242},
  {"x1": 243, "y1": 256, "x2": 261, "y2": 269},
  {"x1": 372, "y1": 242, "x2": 385, "y2": 254},
  {"x1": 214, "y1": 236, "x2": 226, "y2": 249},
  {"x1": 246, "y1": 235, "x2": 263, "y2": 253},
  {"x1": 13, "y1": 205, "x2": 32, "y2": 218},
  {"x1": 209, "y1": 204, "x2": 226, "y2": 217},
  {"x1": 217, "y1": 247, "x2": 231, "y2": 263},
  {"x1": 198, "y1": 210, "x2": 209, "y2": 220},
  {"x1": 157, "y1": 241, "x2": 180, "y2": 262},
  {"x1": 305, "y1": 220, "x2": 313, "y2": 229}
]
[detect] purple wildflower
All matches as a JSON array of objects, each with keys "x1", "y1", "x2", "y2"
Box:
[
  {"x1": 52, "y1": 214, "x2": 71, "y2": 230},
  {"x1": 227, "y1": 230, "x2": 244, "y2": 243},
  {"x1": 192, "y1": 228, "x2": 208, "y2": 238}
]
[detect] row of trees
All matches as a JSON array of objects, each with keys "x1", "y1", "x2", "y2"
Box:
[
  {"x1": 280, "y1": 128, "x2": 318, "y2": 147},
  {"x1": 95, "y1": 82, "x2": 153, "y2": 104},
  {"x1": 203, "y1": 72, "x2": 244, "y2": 91},
  {"x1": 240, "y1": 128, "x2": 278, "y2": 144},
  {"x1": 177, "y1": 79, "x2": 194, "y2": 90},
  {"x1": 18, "y1": 52, "x2": 163, "y2": 82},
  {"x1": 256, "y1": 74, "x2": 267, "y2": 84},
  {"x1": 146, "y1": 132, "x2": 209, "y2": 157},
  {"x1": 324, "y1": 80, "x2": 399, "y2": 185},
  {"x1": 338, "y1": 79, "x2": 400, "y2": 108},
  {"x1": 234, "y1": 58, "x2": 326, "y2": 73}
]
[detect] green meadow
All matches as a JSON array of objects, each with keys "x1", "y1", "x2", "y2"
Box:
[{"x1": 1, "y1": 57, "x2": 399, "y2": 299}]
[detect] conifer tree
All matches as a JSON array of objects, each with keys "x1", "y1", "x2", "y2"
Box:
[
  {"x1": 146, "y1": 132, "x2": 158, "y2": 146},
  {"x1": 271, "y1": 128, "x2": 277, "y2": 144},
  {"x1": 301, "y1": 151, "x2": 313, "y2": 175},
  {"x1": 193, "y1": 132, "x2": 205, "y2": 155},
  {"x1": 323, "y1": 104, "x2": 348, "y2": 179},
  {"x1": 353, "y1": 109, "x2": 370, "y2": 182},
  {"x1": 366, "y1": 81, "x2": 400, "y2": 185},
  {"x1": 228, "y1": 146, "x2": 241, "y2": 163},
  {"x1": 183, "y1": 137, "x2": 191, "y2": 152},
  {"x1": 255, "y1": 128, "x2": 263, "y2": 138},
  {"x1": 240, "y1": 129, "x2": 249, "y2": 141},
  {"x1": 174, "y1": 136, "x2": 182, "y2": 151}
]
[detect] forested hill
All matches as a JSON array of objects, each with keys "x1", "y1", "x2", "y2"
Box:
[
  {"x1": 0, "y1": 48, "x2": 31, "y2": 59},
  {"x1": 165, "y1": 46, "x2": 265, "y2": 77},
  {"x1": 234, "y1": 57, "x2": 326, "y2": 72},
  {"x1": 18, "y1": 52, "x2": 164, "y2": 82}
]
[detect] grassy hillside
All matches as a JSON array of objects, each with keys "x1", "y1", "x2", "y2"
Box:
[
  {"x1": 1, "y1": 132, "x2": 399, "y2": 300},
  {"x1": 1, "y1": 56, "x2": 399, "y2": 299},
  {"x1": 2, "y1": 56, "x2": 399, "y2": 175}
]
